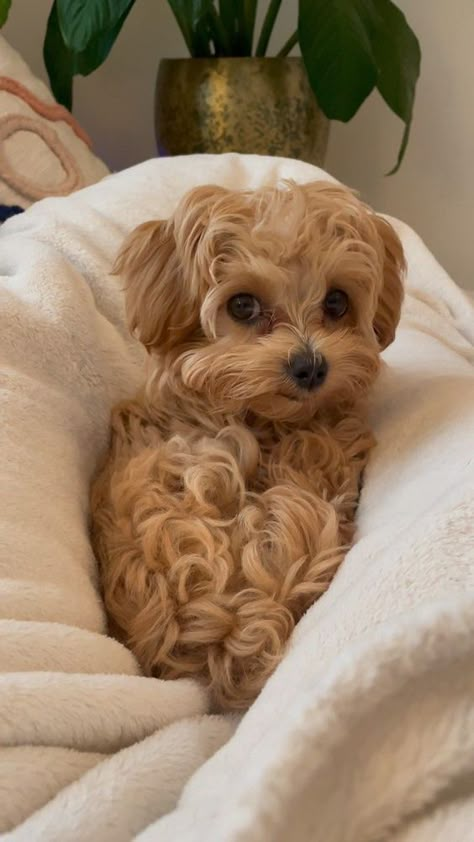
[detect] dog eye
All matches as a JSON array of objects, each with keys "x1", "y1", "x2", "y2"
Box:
[
  {"x1": 323, "y1": 289, "x2": 349, "y2": 319},
  {"x1": 227, "y1": 293, "x2": 262, "y2": 323}
]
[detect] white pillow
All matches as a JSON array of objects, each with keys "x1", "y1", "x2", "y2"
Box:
[{"x1": 0, "y1": 34, "x2": 109, "y2": 209}]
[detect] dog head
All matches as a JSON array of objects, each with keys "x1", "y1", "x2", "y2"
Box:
[{"x1": 115, "y1": 181, "x2": 405, "y2": 422}]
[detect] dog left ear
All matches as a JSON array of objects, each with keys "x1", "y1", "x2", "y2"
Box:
[{"x1": 372, "y1": 216, "x2": 406, "y2": 350}]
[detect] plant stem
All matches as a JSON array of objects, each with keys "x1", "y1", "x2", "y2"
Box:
[
  {"x1": 255, "y1": 0, "x2": 282, "y2": 57},
  {"x1": 243, "y1": 0, "x2": 258, "y2": 55},
  {"x1": 208, "y1": 6, "x2": 233, "y2": 56},
  {"x1": 234, "y1": 0, "x2": 252, "y2": 56},
  {"x1": 277, "y1": 29, "x2": 298, "y2": 57}
]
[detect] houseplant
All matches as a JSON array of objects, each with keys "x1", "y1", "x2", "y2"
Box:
[{"x1": 0, "y1": 0, "x2": 421, "y2": 172}]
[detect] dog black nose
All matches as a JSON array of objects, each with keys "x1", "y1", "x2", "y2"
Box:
[{"x1": 287, "y1": 352, "x2": 328, "y2": 391}]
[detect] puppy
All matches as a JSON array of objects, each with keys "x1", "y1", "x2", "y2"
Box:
[{"x1": 91, "y1": 180, "x2": 404, "y2": 710}]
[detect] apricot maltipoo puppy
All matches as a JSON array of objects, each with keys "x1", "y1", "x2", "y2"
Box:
[{"x1": 91, "y1": 180, "x2": 404, "y2": 710}]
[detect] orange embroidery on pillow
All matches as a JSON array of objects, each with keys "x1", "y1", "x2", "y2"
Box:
[
  {"x1": 0, "y1": 114, "x2": 82, "y2": 200},
  {"x1": 0, "y1": 76, "x2": 92, "y2": 148}
]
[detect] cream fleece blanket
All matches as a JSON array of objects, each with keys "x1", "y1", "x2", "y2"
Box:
[{"x1": 0, "y1": 155, "x2": 473, "y2": 842}]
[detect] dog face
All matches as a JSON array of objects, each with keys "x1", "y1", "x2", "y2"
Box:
[{"x1": 115, "y1": 181, "x2": 405, "y2": 422}]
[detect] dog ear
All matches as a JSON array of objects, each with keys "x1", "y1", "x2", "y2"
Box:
[
  {"x1": 114, "y1": 218, "x2": 197, "y2": 352},
  {"x1": 372, "y1": 217, "x2": 406, "y2": 350},
  {"x1": 114, "y1": 185, "x2": 230, "y2": 352}
]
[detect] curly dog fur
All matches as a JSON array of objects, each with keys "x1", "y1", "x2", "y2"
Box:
[{"x1": 90, "y1": 180, "x2": 405, "y2": 710}]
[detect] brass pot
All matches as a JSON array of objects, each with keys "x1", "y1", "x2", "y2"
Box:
[{"x1": 155, "y1": 57, "x2": 329, "y2": 165}]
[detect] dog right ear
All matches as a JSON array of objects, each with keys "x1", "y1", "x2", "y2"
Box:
[{"x1": 113, "y1": 218, "x2": 199, "y2": 353}]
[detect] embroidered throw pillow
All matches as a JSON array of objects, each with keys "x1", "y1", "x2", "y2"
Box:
[{"x1": 0, "y1": 34, "x2": 109, "y2": 210}]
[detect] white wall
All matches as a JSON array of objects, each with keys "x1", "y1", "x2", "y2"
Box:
[
  {"x1": 4, "y1": 1, "x2": 474, "y2": 288},
  {"x1": 326, "y1": 0, "x2": 474, "y2": 292}
]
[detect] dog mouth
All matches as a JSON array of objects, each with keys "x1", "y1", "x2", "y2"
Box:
[
  {"x1": 277, "y1": 377, "x2": 325, "y2": 403},
  {"x1": 273, "y1": 386, "x2": 321, "y2": 411},
  {"x1": 276, "y1": 389, "x2": 303, "y2": 403}
]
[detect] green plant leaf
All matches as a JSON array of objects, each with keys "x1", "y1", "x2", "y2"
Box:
[
  {"x1": 44, "y1": 0, "x2": 134, "y2": 109},
  {"x1": 0, "y1": 0, "x2": 12, "y2": 28},
  {"x1": 370, "y1": 0, "x2": 420, "y2": 173},
  {"x1": 168, "y1": 0, "x2": 216, "y2": 56},
  {"x1": 74, "y1": 4, "x2": 134, "y2": 75},
  {"x1": 243, "y1": 0, "x2": 257, "y2": 54},
  {"x1": 56, "y1": 0, "x2": 134, "y2": 52},
  {"x1": 298, "y1": 0, "x2": 378, "y2": 121},
  {"x1": 44, "y1": 1, "x2": 75, "y2": 109}
]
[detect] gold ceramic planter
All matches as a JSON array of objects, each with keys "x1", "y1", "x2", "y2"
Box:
[{"x1": 155, "y1": 57, "x2": 329, "y2": 165}]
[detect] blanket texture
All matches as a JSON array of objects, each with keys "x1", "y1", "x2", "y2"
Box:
[{"x1": 0, "y1": 155, "x2": 473, "y2": 841}]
